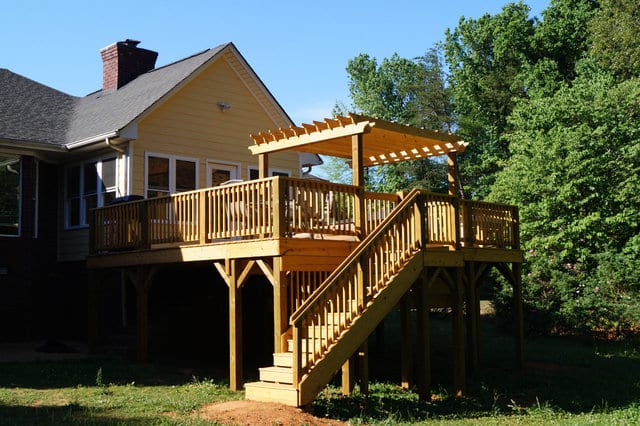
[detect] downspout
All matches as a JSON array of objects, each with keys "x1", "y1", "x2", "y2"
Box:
[
  {"x1": 105, "y1": 137, "x2": 126, "y2": 154},
  {"x1": 105, "y1": 137, "x2": 128, "y2": 197}
]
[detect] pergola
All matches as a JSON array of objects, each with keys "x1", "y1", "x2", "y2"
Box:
[{"x1": 249, "y1": 113, "x2": 469, "y2": 195}]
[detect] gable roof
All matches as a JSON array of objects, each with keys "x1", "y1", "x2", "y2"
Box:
[
  {"x1": 0, "y1": 42, "x2": 294, "y2": 151},
  {"x1": 66, "y1": 44, "x2": 230, "y2": 146}
]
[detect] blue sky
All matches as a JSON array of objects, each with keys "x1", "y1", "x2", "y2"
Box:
[{"x1": 3, "y1": 0, "x2": 549, "y2": 125}]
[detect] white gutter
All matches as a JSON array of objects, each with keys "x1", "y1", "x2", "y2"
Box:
[{"x1": 65, "y1": 131, "x2": 119, "y2": 150}]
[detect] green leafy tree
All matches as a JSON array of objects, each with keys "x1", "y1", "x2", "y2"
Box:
[
  {"x1": 533, "y1": 0, "x2": 598, "y2": 81},
  {"x1": 444, "y1": 2, "x2": 536, "y2": 198},
  {"x1": 590, "y1": 0, "x2": 640, "y2": 80},
  {"x1": 491, "y1": 60, "x2": 640, "y2": 333},
  {"x1": 344, "y1": 47, "x2": 452, "y2": 193},
  {"x1": 444, "y1": 0, "x2": 598, "y2": 198}
]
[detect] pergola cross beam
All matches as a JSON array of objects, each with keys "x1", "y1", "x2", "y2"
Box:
[{"x1": 249, "y1": 113, "x2": 468, "y2": 168}]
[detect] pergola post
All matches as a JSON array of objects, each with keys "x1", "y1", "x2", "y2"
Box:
[
  {"x1": 351, "y1": 133, "x2": 365, "y2": 237},
  {"x1": 259, "y1": 153, "x2": 269, "y2": 179},
  {"x1": 447, "y1": 153, "x2": 460, "y2": 197}
]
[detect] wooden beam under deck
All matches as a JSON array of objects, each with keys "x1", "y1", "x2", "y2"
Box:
[{"x1": 87, "y1": 238, "x2": 360, "y2": 270}]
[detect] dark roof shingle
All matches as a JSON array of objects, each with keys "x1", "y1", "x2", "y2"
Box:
[
  {"x1": 0, "y1": 69, "x2": 77, "y2": 145},
  {"x1": 1, "y1": 43, "x2": 228, "y2": 147}
]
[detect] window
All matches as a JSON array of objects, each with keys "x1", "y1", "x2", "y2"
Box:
[
  {"x1": 206, "y1": 161, "x2": 239, "y2": 187},
  {"x1": 65, "y1": 157, "x2": 117, "y2": 228},
  {"x1": 0, "y1": 155, "x2": 21, "y2": 236},
  {"x1": 145, "y1": 154, "x2": 198, "y2": 197},
  {"x1": 248, "y1": 166, "x2": 291, "y2": 180}
]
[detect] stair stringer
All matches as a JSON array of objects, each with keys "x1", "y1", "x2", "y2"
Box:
[{"x1": 297, "y1": 251, "x2": 424, "y2": 406}]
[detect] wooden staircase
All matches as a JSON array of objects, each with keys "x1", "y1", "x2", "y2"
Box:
[{"x1": 245, "y1": 189, "x2": 428, "y2": 406}]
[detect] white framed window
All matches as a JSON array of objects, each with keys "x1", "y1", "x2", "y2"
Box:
[
  {"x1": 145, "y1": 153, "x2": 198, "y2": 197},
  {"x1": 206, "y1": 161, "x2": 240, "y2": 187},
  {"x1": 65, "y1": 157, "x2": 118, "y2": 229},
  {"x1": 248, "y1": 166, "x2": 291, "y2": 180},
  {"x1": 0, "y1": 155, "x2": 21, "y2": 236}
]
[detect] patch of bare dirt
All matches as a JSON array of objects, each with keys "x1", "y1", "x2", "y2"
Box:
[{"x1": 199, "y1": 400, "x2": 347, "y2": 426}]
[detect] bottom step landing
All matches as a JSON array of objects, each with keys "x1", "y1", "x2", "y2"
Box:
[{"x1": 244, "y1": 381, "x2": 299, "y2": 406}]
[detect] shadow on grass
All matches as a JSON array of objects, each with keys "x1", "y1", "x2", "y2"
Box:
[
  {"x1": 0, "y1": 403, "x2": 156, "y2": 425},
  {"x1": 0, "y1": 358, "x2": 226, "y2": 390},
  {"x1": 311, "y1": 315, "x2": 640, "y2": 423}
]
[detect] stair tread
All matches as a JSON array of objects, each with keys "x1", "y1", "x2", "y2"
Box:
[
  {"x1": 259, "y1": 366, "x2": 292, "y2": 372},
  {"x1": 245, "y1": 381, "x2": 299, "y2": 406},
  {"x1": 245, "y1": 381, "x2": 295, "y2": 389}
]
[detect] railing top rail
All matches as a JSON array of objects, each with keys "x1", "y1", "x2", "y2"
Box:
[
  {"x1": 460, "y1": 198, "x2": 519, "y2": 210},
  {"x1": 290, "y1": 188, "x2": 423, "y2": 326}
]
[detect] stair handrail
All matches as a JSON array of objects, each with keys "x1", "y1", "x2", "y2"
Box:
[
  {"x1": 290, "y1": 188, "x2": 426, "y2": 386},
  {"x1": 290, "y1": 188, "x2": 423, "y2": 323}
]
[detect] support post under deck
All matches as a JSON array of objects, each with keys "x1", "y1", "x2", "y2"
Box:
[{"x1": 228, "y1": 260, "x2": 243, "y2": 391}]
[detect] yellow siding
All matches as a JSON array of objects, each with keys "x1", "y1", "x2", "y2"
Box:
[
  {"x1": 131, "y1": 56, "x2": 300, "y2": 195},
  {"x1": 59, "y1": 49, "x2": 301, "y2": 262}
]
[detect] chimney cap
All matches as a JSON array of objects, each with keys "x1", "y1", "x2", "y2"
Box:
[{"x1": 121, "y1": 39, "x2": 141, "y2": 47}]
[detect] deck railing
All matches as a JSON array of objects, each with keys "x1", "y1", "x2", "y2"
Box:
[
  {"x1": 89, "y1": 177, "x2": 518, "y2": 254},
  {"x1": 461, "y1": 200, "x2": 519, "y2": 249}
]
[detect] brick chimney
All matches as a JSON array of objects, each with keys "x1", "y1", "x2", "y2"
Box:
[{"x1": 100, "y1": 39, "x2": 158, "y2": 91}]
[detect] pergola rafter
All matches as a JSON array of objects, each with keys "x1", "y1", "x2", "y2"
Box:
[{"x1": 249, "y1": 113, "x2": 468, "y2": 167}]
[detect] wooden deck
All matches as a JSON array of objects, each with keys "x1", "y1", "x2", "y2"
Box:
[
  {"x1": 88, "y1": 176, "x2": 520, "y2": 267},
  {"x1": 87, "y1": 176, "x2": 523, "y2": 406}
]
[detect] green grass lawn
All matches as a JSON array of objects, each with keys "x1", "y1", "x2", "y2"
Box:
[{"x1": 1, "y1": 315, "x2": 639, "y2": 425}]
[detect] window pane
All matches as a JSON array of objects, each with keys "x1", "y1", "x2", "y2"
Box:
[
  {"x1": 67, "y1": 166, "x2": 80, "y2": 197},
  {"x1": 176, "y1": 160, "x2": 196, "y2": 192},
  {"x1": 148, "y1": 156, "x2": 169, "y2": 195},
  {"x1": 83, "y1": 194, "x2": 97, "y2": 224},
  {"x1": 249, "y1": 168, "x2": 259, "y2": 180},
  {"x1": 102, "y1": 191, "x2": 116, "y2": 206},
  {"x1": 101, "y1": 157, "x2": 116, "y2": 190},
  {"x1": 272, "y1": 170, "x2": 290, "y2": 177},
  {"x1": 210, "y1": 169, "x2": 231, "y2": 187},
  {"x1": 68, "y1": 197, "x2": 80, "y2": 227},
  {"x1": 84, "y1": 162, "x2": 97, "y2": 194},
  {"x1": 0, "y1": 156, "x2": 20, "y2": 235}
]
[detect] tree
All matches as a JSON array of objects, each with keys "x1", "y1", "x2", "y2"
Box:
[
  {"x1": 533, "y1": 0, "x2": 598, "y2": 81},
  {"x1": 490, "y1": 60, "x2": 640, "y2": 332},
  {"x1": 444, "y1": 2, "x2": 536, "y2": 198},
  {"x1": 590, "y1": 0, "x2": 640, "y2": 80},
  {"x1": 344, "y1": 47, "x2": 452, "y2": 192},
  {"x1": 444, "y1": 0, "x2": 598, "y2": 199}
]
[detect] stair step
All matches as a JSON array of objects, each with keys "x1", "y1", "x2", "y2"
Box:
[
  {"x1": 286, "y1": 338, "x2": 328, "y2": 353},
  {"x1": 259, "y1": 366, "x2": 293, "y2": 384},
  {"x1": 273, "y1": 352, "x2": 311, "y2": 369},
  {"x1": 273, "y1": 352, "x2": 293, "y2": 367},
  {"x1": 245, "y1": 381, "x2": 299, "y2": 406}
]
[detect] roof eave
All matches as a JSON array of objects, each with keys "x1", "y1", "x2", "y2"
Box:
[{"x1": 65, "y1": 131, "x2": 119, "y2": 150}]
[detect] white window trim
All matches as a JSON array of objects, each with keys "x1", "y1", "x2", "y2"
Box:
[
  {"x1": 206, "y1": 160, "x2": 241, "y2": 187},
  {"x1": 0, "y1": 156, "x2": 22, "y2": 238},
  {"x1": 144, "y1": 152, "x2": 199, "y2": 197},
  {"x1": 64, "y1": 156, "x2": 119, "y2": 230}
]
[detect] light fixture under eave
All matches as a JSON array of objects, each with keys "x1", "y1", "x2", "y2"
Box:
[{"x1": 217, "y1": 101, "x2": 231, "y2": 112}]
